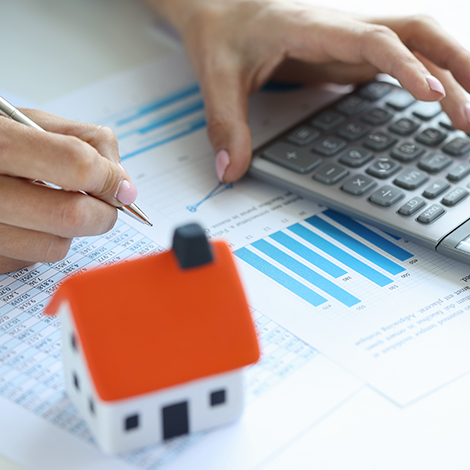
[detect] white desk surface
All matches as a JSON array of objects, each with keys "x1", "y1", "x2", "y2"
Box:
[{"x1": 2, "y1": 1, "x2": 470, "y2": 469}]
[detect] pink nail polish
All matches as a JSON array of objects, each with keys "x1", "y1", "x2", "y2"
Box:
[
  {"x1": 464, "y1": 103, "x2": 470, "y2": 124},
  {"x1": 215, "y1": 150, "x2": 230, "y2": 182},
  {"x1": 116, "y1": 180, "x2": 138, "y2": 205},
  {"x1": 426, "y1": 75, "x2": 446, "y2": 97}
]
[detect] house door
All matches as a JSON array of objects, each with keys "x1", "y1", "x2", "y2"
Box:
[{"x1": 162, "y1": 401, "x2": 189, "y2": 440}]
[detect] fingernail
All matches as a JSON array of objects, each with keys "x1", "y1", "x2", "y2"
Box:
[
  {"x1": 116, "y1": 180, "x2": 138, "y2": 205},
  {"x1": 464, "y1": 103, "x2": 470, "y2": 124},
  {"x1": 426, "y1": 75, "x2": 446, "y2": 97},
  {"x1": 215, "y1": 149, "x2": 230, "y2": 182}
]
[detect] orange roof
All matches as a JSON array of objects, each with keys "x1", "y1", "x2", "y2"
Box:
[{"x1": 46, "y1": 241, "x2": 260, "y2": 402}]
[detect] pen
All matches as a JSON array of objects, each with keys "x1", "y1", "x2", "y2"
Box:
[{"x1": 0, "y1": 95, "x2": 153, "y2": 227}]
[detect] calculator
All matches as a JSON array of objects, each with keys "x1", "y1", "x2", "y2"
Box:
[{"x1": 250, "y1": 80, "x2": 470, "y2": 265}]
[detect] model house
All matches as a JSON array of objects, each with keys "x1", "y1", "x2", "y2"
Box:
[{"x1": 46, "y1": 223, "x2": 260, "y2": 454}]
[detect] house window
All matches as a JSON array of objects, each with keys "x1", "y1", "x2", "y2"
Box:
[
  {"x1": 210, "y1": 389, "x2": 226, "y2": 406},
  {"x1": 124, "y1": 414, "x2": 139, "y2": 431},
  {"x1": 71, "y1": 333, "x2": 77, "y2": 352},
  {"x1": 73, "y1": 372, "x2": 80, "y2": 391}
]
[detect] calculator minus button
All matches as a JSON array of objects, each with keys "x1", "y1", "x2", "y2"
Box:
[
  {"x1": 262, "y1": 142, "x2": 322, "y2": 174},
  {"x1": 313, "y1": 163, "x2": 349, "y2": 185}
]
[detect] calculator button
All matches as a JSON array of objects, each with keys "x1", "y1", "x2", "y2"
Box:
[
  {"x1": 415, "y1": 128, "x2": 448, "y2": 146},
  {"x1": 361, "y1": 108, "x2": 394, "y2": 125},
  {"x1": 312, "y1": 111, "x2": 345, "y2": 131},
  {"x1": 417, "y1": 204, "x2": 445, "y2": 224},
  {"x1": 447, "y1": 163, "x2": 470, "y2": 182},
  {"x1": 390, "y1": 142, "x2": 425, "y2": 162},
  {"x1": 398, "y1": 197, "x2": 426, "y2": 216},
  {"x1": 417, "y1": 153, "x2": 452, "y2": 173},
  {"x1": 262, "y1": 142, "x2": 322, "y2": 174},
  {"x1": 342, "y1": 175, "x2": 377, "y2": 195},
  {"x1": 339, "y1": 148, "x2": 374, "y2": 168},
  {"x1": 337, "y1": 121, "x2": 371, "y2": 141},
  {"x1": 366, "y1": 158, "x2": 401, "y2": 179},
  {"x1": 439, "y1": 115, "x2": 455, "y2": 131},
  {"x1": 442, "y1": 137, "x2": 470, "y2": 156},
  {"x1": 422, "y1": 180, "x2": 451, "y2": 199},
  {"x1": 388, "y1": 118, "x2": 420, "y2": 136},
  {"x1": 386, "y1": 90, "x2": 415, "y2": 110},
  {"x1": 287, "y1": 126, "x2": 320, "y2": 146},
  {"x1": 412, "y1": 101, "x2": 442, "y2": 120},
  {"x1": 369, "y1": 185, "x2": 405, "y2": 207},
  {"x1": 336, "y1": 95, "x2": 370, "y2": 115},
  {"x1": 312, "y1": 136, "x2": 347, "y2": 156},
  {"x1": 313, "y1": 163, "x2": 349, "y2": 185},
  {"x1": 441, "y1": 187, "x2": 469, "y2": 207},
  {"x1": 393, "y1": 169, "x2": 429, "y2": 190},
  {"x1": 363, "y1": 131, "x2": 398, "y2": 151},
  {"x1": 359, "y1": 82, "x2": 392, "y2": 100}
]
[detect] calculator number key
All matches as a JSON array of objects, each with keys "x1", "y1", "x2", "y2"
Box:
[
  {"x1": 389, "y1": 117, "x2": 420, "y2": 136},
  {"x1": 337, "y1": 121, "x2": 371, "y2": 141},
  {"x1": 363, "y1": 131, "x2": 398, "y2": 151},
  {"x1": 442, "y1": 137, "x2": 470, "y2": 156},
  {"x1": 312, "y1": 136, "x2": 347, "y2": 157},
  {"x1": 262, "y1": 142, "x2": 322, "y2": 174},
  {"x1": 447, "y1": 163, "x2": 470, "y2": 182},
  {"x1": 312, "y1": 111, "x2": 345, "y2": 131},
  {"x1": 412, "y1": 101, "x2": 442, "y2": 121},
  {"x1": 391, "y1": 142, "x2": 425, "y2": 162},
  {"x1": 366, "y1": 157, "x2": 401, "y2": 179},
  {"x1": 369, "y1": 185, "x2": 405, "y2": 207},
  {"x1": 386, "y1": 90, "x2": 415, "y2": 110},
  {"x1": 361, "y1": 108, "x2": 394, "y2": 125},
  {"x1": 336, "y1": 95, "x2": 369, "y2": 115},
  {"x1": 415, "y1": 128, "x2": 447, "y2": 146}
]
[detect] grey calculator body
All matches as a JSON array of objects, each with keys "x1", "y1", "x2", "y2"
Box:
[{"x1": 250, "y1": 81, "x2": 470, "y2": 264}]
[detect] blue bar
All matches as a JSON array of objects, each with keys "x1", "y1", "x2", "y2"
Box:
[
  {"x1": 115, "y1": 84, "x2": 200, "y2": 126},
  {"x1": 288, "y1": 224, "x2": 393, "y2": 287},
  {"x1": 121, "y1": 117, "x2": 206, "y2": 160},
  {"x1": 253, "y1": 240, "x2": 360, "y2": 307},
  {"x1": 384, "y1": 231, "x2": 401, "y2": 241},
  {"x1": 236, "y1": 248, "x2": 327, "y2": 307},
  {"x1": 323, "y1": 210, "x2": 413, "y2": 262},
  {"x1": 117, "y1": 99, "x2": 204, "y2": 139},
  {"x1": 270, "y1": 231, "x2": 346, "y2": 278},
  {"x1": 306, "y1": 216, "x2": 405, "y2": 275}
]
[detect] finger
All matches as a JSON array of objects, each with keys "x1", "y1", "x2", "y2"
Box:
[
  {"x1": 0, "y1": 175, "x2": 118, "y2": 238},
  {"x1": 17, "y1": 108, "x2": 121, "y2": 165},
  {"x1": 283, "y1": 9, "x2": 446, "y2": 101},
  {"x1": 0, "y1": 255, "x2": 36, "y2": 275},
  {"x1": 415, "y1": 53, "x2": 470, "y2": 132},
  {"x1": 0, "y1": 118, "x2": 137, "y2": 207},
  {"x1": 372, "y1": 15, "x2": 470, "y2": 95},
  {"x1": 0, "y1": 222, "x2": 71, "y2": 265},
  {"x1": 198, "y1": 57, "x2": 252, "y2": 182}
]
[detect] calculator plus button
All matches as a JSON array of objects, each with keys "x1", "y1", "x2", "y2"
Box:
[
  {"x1": 359, "y1": 82, "x2": 392, "y2": 100},
  {"x1": 417, "y1": 204, "x2": 445, "y2": 224},
  {"x1": 412, "y1": 101, "x2": 442, "y2": 121},
  {"x1": 393, "y1": 169, "x2": 429, "y2": 190},
  {"x1": 336, "y1": 95, "x2": 370, "y2": 115},
  {"x1": 388, "y1": 117, "x2": 420, "y2": 136},
  {"x1": 312, "y1": 111, "x2": 345, "y2": 131},
  {"x1": 447, "y1": 163, "x2": 470, "y2": 182},
  {"x1": 369, "y1": 185, "x2": 405, "y2": 207},
  {"x1": 418, "y1": 153, "x2": 452, "y2": 173},
  {"x1": 442, "y1": 137, "x2": 470, "y2": 156},
  {"x1": 287, "y1": 126, "x2": 320, "y2": 146},
  {"x1": 312, "y1": 136, "x2": 347, "y2": 156},
  {"x1": 339, "y1": 148, "x2": 374, "y2": 168},
  {"x1": 441, "y1": 187, "x2": 469, "y2": 207},
  {"x1": 386, "y1": 90, "x2": 416, "y2": 110},
  {"x1": 415, "y1": 128, "x2": 448, "y2": 146},
  {"x1": 363, "y1": 131, "x2": 398, "y2": 151},
  {"x1": 391, "y1": 142, "x2": 425, "y2": 162},
  {"x1": 313, "y1": 163, "x2": 349, "y2": 185},
  {"x1": 262, "y1": 142, "x2": 322, "y2": 174},
  {"x1": 366, "y1": 158, "x2": 401, "y2": 179},
  {"x1": 422, "y1": 180, "x2": 451, "y2": 199},
  {"x1": 398, "y1": 197, "x2": 426, "y2": 216},
  {"x1": 337, "y1": 121, "x2": 371, "y2": 141},
  {"x1": 361, "y1": 108, "x2": 394, "y2": 125},
  {"x1": 341, "y1": 175, "x2": 377, "y2": 195}
]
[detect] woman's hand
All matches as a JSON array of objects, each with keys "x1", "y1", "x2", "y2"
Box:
[
  {"x1": 148, "y1": 0, "x2": 470, "y2": 182},
  {"x1": 0, "y1": 110, "x2": 138, "y2": 274}
]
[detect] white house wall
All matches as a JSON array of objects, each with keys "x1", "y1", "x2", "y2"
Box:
[{"x1": 58, "y1": 302, "x2": 245, "y2": 455}]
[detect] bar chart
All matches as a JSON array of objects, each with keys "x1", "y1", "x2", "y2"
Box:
[{"x1": 236, "y1": 209, "x2": 414, "y2": 308}]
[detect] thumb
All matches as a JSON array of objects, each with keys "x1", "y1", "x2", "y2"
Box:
[{"x1": 201, "y1": 69, "x2": 252, "y2": 182}]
